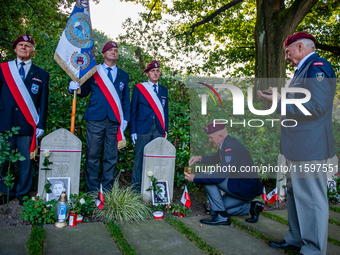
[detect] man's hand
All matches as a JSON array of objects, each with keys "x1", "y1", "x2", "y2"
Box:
[
  {"x1": 189, "y1": 156, "x2": 202, "y2": 166},
  {"x1": 184, "y1": 172, "x2": 195, "y2": 182},
  {"x1": 131, "y1": 133, "x2": 137, "y2": 145},
  {"x1": 36, "y1": 128, "x2": 44, "y2": 138},
  {"x1": 257, "y1": 87, "x2": 281, "y2": 103},
  {"x1": 123, "y1": 120, "x2": 128, "y2": 132},
  {"x1": 69, "y1": 81, "x2": 80, "y2": 93}
]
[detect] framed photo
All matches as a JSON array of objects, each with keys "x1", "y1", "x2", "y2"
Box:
[
  {"x1": 46, "y1": 177, "x2": 70, "y2": 202},
  {"x1": 151, "y1": 180, "x2": 170, "y2": 205}
]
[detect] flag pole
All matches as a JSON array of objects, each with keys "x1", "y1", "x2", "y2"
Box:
[{"x1": 70, "y1": 90, "x2": 77, "y2": 134}]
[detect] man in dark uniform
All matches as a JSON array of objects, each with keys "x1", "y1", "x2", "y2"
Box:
[
  {"x1": 130, "y1": 60, "x2": 169, "y2": 192},
  {"x1": 185, "y1": 122, "x2": 263, "y2": 225},
  {"x1": 258, "y1": 32, "x2": 336, "y2": 255},
  {"x1": 68, "y1": 41, "x2": 130, "y2": 192},
  {"x1": 0, "y1": 34, "x2": 49, "y2": 205}
]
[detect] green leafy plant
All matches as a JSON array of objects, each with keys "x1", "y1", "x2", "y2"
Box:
[
  {"x1": 20, "y1": 195, "x2": 58, "y2": 225},
  {"x1": 150, "y1": 203, "x2": 190, "y2": 217},
  {"x1": 69, "y1": 192, "x2": 94, "y2": 216},
  {"x1": 146, "y1": 171, "x2": 162, "y2": 195},
  {"x1": 0, "y1": 127, "x2": 26, "y2": 214},
  {"x1": 91, "y1": 178, "x2": 152, "y2": 223}
]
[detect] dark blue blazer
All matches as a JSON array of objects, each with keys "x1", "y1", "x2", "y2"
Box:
[
  {"x1": 277, "y1": 53, "x2": 336, "y2": 161},
  {"x1": 130, "y1": 83, "x2": 168, "y2": 134},
  {"x1": 0, "y1": 62, "x2": 49, "y2": 135},
  {"x1": 78, "y1": 66, "x2": 130, "y2": 123},
  {"x1": 194, "y1": 135, "x2": 262, "y2": 199}
]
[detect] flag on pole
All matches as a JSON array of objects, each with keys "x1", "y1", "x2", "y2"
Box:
[
  {"x1": 180, "y1": 185, "x2": 191, "y2": 208},
  {"x1": 95, "y1": 183, "x2": 105, "y2": 210},
  {"x1": 262, "y1": 187, "x2": 268, "y2": 206},
  {"x1": 54, "y1": 0, "x2": 96, "y2": 85},
  {"x1": 267, "y1": 187, "x2": 278, "y2": 204}
]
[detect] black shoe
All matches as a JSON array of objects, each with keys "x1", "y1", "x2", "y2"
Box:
[
  {"x1": 200, "y1": 214, "x2": 231, "y2": 226},
  {"x1": 268, "y1": 240, "x2": 300, "y2": 251},
  {"x1": 245, "y1": 201, "x2": 265, "y2": 223}
]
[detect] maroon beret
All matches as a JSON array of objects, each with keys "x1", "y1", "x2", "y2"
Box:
[
  {"x1": 102, "y1": 41, "x2": 118, "y2": 53},
  {"x1": 144, "y1": 60, "x2": 160, "y2": 72},
  {"x1": 284, "y1": 32, "x2": 316, "y2": 49},
  {"x1": 12, "y1": 34, "x2": 35, "y2": 49},
  {"x1": 204, "y1": 121, "x2": 226, "y2": 135}
]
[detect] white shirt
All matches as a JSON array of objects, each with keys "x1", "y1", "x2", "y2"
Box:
[
  {"x1": 296, "y1": 52, "x2": 316, "y2": 71},
  {"x1": 16, "y1": 58, "x2": 32, "y2": 79},
  {"x1": 102, "y1": 63, "x2": 117, "y2": 83},
  {"x1": 147, "y1": 80, "x2": 158, "y2": 93}
]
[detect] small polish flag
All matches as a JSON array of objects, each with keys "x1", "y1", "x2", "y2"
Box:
[
  {"x1": 267, "y1": 187, "x2": 278, "y2": 204},
  {"x1": 262, "y1": 187, "x2": 268, "y2": 206},
  {"x1": 180, "y1": 185, "x2": 191, "y2": 208},
  {"x1": 95, "y1": 183, "x2": 105, "y2": 210}
]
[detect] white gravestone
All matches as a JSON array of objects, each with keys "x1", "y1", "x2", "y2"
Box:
[
  {"x1": 141, "y1": 137, "x2": 176, "y2": 204},
  {"x1": 37, "y1": 128, "x2": 82, "y2": 201}
]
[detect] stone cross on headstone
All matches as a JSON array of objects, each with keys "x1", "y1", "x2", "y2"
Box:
[
  {"x1": 37, "y1": 128, "x2": 82, "y2": 201},
  {"x1": 141, "y1": 137, "x2": 176, "y2": 204}
]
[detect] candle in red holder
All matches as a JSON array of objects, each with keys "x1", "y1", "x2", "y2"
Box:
[{"x1": 69, "y1": 211, "x2": 77, "y2": 227}]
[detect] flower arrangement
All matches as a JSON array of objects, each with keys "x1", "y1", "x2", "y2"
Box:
[
  {"x1": 151, "y1": 203, "x2": 190, "y2": 218},
  {"x1": 41, "y1": 150, "x2": 53, "y2": 196},
  {"x1": 69, "y1": 192, "x2": 94, "y2": 218},
  {"x1": 146, "y1": 171, "x2": 162, "y2": 195}
]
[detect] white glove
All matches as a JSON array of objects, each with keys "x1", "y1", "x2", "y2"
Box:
[
  {"x1": 131, "y1": 133, "x2": 137, "y2": 145},
  {"x1": 123, "y1": 120, "x2": 128, "y2": 132},
  {"x1": 69, "y1": 81, "x2": 80, "y2": 93},
  {"x1": 164, "y1": 132, "x2": 167, "y2": 139},
  {"x1": 36, "y1": 128, "x2": 44, "y2": 138}
]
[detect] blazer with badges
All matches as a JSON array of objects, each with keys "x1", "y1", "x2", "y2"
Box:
[
  {"x1": 276, "y1": 53, "x2": 336, "y2": 161},
  {"x1": 194, "y1": 135, "x2": 262, "y2": 199},
  {"x1": 0, "y1": 63, "x2": 49, "y2": 136},
  {"x1": 78, "y1": 66, "x2": 130, "y2": 123},
  {"x1": 130, "y1": 83, "x2": 168, "y2": 134}
]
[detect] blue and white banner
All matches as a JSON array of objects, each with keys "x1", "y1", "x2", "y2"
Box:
[{"x1": 54, "y1": 0, "x2": 96, "y2": 85}]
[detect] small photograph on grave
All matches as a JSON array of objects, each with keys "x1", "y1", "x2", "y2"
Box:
[
  {"x1": 46, "y1": 177, "x2": 70, "y2": 202},
  {"x1": 152, "y1": 180, "x2": 170, "y2": 205}
]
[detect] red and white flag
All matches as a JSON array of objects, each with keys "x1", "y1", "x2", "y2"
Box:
[
  {"x1": 267, "y1": 187, "x2": 278, "y2": 204},
  {"x1": 95, "y1": 183, "x2": 105, "y2": 210},
  {"x1": 262, "y1": 187, "x2": 268, "y2": 206},
  {"x1": 180, "y1": 185, "x2": 191, "y2": 208}
]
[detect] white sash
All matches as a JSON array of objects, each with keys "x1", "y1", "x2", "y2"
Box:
[{"x1": 141, "y1": 82, "x2": 165, "y2": 126}]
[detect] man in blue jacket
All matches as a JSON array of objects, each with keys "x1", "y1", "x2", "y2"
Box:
[
  {"x1": 130, "y1": 60, "x2": 168, "y2": 192},
  {"x1": 69, "y1": 41, "x2": 130, "y2": 192},
  {"x1": 258, "y1": 32, "x2": 336, "y2": 255},
  {"x1": 185, "y1": 122, "x2": 263, "y2": 225},
  {"x1": 0, "y1": 34, "x2": 49, "y2": 205}
]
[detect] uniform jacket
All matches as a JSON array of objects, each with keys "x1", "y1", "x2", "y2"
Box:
[
  {"x1": 0, "y1": 62, "x2": 49, "y2": 135},
  {"x1": 277, "y1": 53, "x2": 336, "y2": 161},
  {"x1": 194, "y1": 135, "x2": 262, "y2": 199},
  {"x1": 78, "y1": 66, "x2": 130, "y2": 123},
  {"x1": 130, "y1": 83, "x2": 168, "y2": 134}
]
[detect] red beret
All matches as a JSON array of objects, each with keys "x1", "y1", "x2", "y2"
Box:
[
  {"x1": 204, "y1": 121, "x2": 226, "y2": 135},
  {"x1": 12, "y1": 34, "x2": 35, "y2": 49},
  {"x1": 284, "y1": 32, "x2": 316, "y2": 49},
  {"x1": 144, "y1": 60, "x2": 160, "y2": 72},
  {"x1": 102, "y1": 41, "x2": 118, "y2": 53}
]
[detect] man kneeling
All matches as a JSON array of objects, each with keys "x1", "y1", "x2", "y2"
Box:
[{"x1": 185, "y1": 122, "x2": 263, "y2": 225}]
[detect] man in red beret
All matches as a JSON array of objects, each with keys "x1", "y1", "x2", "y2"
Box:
[
  {"x1": 185, "y1": 122, "x2": 263, "y2": 225},
  {"x1": 0, "y1": 34, "x2": 49, "y2": 205},
  {"x1": 258, "y1": 32, "x2": 336, "y2": 254},
  {"x1": 130, "y1": 60, "x2": 169, "y2": 192},
  {"x1": 68, "y1": 41, "x2": 130, "y2": 193}
]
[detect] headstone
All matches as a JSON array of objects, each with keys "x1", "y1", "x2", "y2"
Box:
[
  {"x1": 141, "y1": 137, "x2": 176, "y2": 204},
  {"x1": 37, "y1": 128, "x2": 82, "y2": 201}
]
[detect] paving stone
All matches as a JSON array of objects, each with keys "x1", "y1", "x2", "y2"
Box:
[
  {"x1": 119, "y1": 219, "x2": 205, "y2": 255},
  {"x1": 0, "y1": 225, "x2": 31, "y2": 255},
  {"x1": 43, "y1": 222, "x2": 121, "y2": 255},
  {"x1": 329, "y1": 210, "x2": 340, "y2": 222},
  {"x1": 180, "y1": 216, "x2": 283, "y2": 255}
]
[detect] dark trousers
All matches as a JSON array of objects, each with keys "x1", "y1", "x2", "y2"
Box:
[
  {"x1": 132, "y1": 120, "x2": 162, "y2": 192},
  {"x1": 85, "y1": 118, "x2": 119, "y2": 192},
  {"x1": 0, "y1": 135, "x2": 33, "y2": 198}
]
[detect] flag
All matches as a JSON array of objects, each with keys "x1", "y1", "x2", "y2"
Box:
[
  {"x1": 54, "y1": 0, "x2": 96, "y2": 85},
  {"x1": 267, "y1": 187, "x2": 278, "y2": 204},
  {"x1": 262, "y1": 187, "x2": 268, "y2": 206},
  {"x1": 180, "y1": 185, "x2": 191, "y2": 208},
  {"x1": 95, "y1": 183, "x2": 104, "y2": 210}
]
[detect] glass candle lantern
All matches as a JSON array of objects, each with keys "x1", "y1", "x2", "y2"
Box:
[{"x1": 54, "y1": 191, "x2": 70, "y2": 228}]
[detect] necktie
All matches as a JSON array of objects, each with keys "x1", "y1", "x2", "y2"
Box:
[
  {"x1": 19, "y1": 62, "x2": 25, "y2": 80},
  {"x1": 107, "y1": 67, "x2": 113, "y2": 83},
  {"x1": 153, "y1": 84, "x2": 157, "y2": 94}
]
